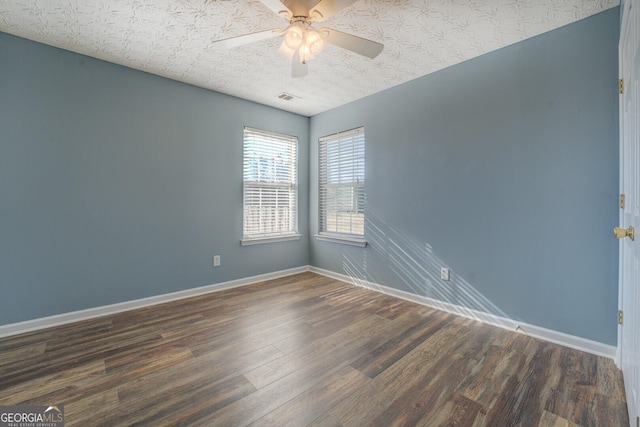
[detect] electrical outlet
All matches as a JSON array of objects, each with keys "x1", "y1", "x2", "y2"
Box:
[
  {"x1": 440, "y1": 267, "x2": 450, "y2": 281},
  {"x1": 213, "y1": 255, "x2": 221, "y2": 267}
]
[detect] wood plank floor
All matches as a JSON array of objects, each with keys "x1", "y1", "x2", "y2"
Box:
[{"x1": 0, "y1": 272, "x2": 629, "y2": 426}]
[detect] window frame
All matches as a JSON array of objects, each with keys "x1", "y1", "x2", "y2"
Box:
[
  {"x1": 316, "y1": 127, "x2": 367, "y2": 247},
  {"x1": 241, "y1": 126, "x2": 300, "y2": 246}
]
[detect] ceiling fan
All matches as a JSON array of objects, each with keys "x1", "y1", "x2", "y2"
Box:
[{"x1": 212, "y1": 0, "x2": 384, "y2": 77}]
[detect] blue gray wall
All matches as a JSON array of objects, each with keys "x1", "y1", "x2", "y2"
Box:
[
  {"x1": 0, "y1": 8, "x2": 620, "y2": 346},
  {"x1": 310, "y1": 8, "x2": 620, "y2": 345},
  {"x1": 0, "y1": 32, "x2": 309, "y2": 325}
]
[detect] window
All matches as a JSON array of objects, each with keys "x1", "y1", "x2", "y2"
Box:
[
  {"x1": 242, "y1": 127, "x2": 299, "y2": 245},
  {"x1": 318, "y1": 127, "x2": 366, "y2": 246}
]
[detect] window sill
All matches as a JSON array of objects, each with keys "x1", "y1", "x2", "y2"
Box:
[
  {"x1": 241, "y1": 234, "x2": 301, "y2": 246},
  {"x1": 315, "y1": 234, "x2": 368, "y2": 247}
]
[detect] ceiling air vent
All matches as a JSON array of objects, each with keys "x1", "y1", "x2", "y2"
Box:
[{"x1": 276, "y1": 92, "x2": 299, "y2": 101}]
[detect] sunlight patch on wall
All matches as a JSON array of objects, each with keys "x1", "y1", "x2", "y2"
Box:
[{"x1": 342, "y1": 207, "x2": 509, "y2": 322}]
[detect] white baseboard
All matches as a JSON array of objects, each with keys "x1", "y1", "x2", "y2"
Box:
[
  {"x1": 0, "y1": 265, "x2": 618, "y2": 361},
  {"x1": 309, "y1": 266, "x2": 617, "y2": 360},
  {"x1": 0, "y1": 266, "x2": 308, "y2": 339}
]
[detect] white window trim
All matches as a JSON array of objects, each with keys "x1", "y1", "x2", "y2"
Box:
[
  {"x1": 241, "y1": 233, "x2": 301, "y2": 246},
  {"x1": 314, "y1": 233, "x2": 367, "y2": 247}
]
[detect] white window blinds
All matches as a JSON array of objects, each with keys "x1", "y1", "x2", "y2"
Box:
[
  {"x1": 243, "y1": 127, "x2": 298, "y2": 241},
  {"x1": 319, "y1": 127, "x2": 365, "y2": 238}
]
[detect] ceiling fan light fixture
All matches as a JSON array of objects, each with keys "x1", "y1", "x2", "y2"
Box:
[
  {"x1": 280, "y1": 22, "x2": 328, "y2": 64},
  {"x1": 304, "y1": 28, "x2": 326, "y2": 55},
  {"x1": 283, "y1": 22, "x2": 304, "y2": 49}
]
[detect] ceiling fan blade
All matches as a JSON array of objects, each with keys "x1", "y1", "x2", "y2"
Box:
[
  {"x1": 212, "y1": 29, "x2": 282, "y2": 49},
  {"x1": 292, "y1": 50, "x2": 308, "y2": 78},
  {"x1": 309, "y1": 0, "x2": 358, "y2": 21},
  {"x1": 258, "y1": 0, "x2": 292, "y2": 17},
  {"x1": 323, "y1": 29, "x2": 383, "y2": 59}
]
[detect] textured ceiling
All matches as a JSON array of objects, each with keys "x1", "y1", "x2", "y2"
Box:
[{"x1": 0, "y1": 0, "x2": 619, "y2": 116}]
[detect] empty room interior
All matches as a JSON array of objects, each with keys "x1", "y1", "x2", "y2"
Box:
[{"x1": 0, "y1": 0, "x2": 638, "y2": 426}]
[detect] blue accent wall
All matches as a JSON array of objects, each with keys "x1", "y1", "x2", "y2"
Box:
[
  {"x1": 0, "y1": 32, "x2": 309, "y2": 325},
  {"x1": 309, "y1": 8, "x2": 620, "y2": 345}
]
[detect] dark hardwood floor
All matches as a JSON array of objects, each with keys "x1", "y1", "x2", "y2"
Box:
[{"x1": 0, "y1": 272, "x2": 629, "y2": 426}]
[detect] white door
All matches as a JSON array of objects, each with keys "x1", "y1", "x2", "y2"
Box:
[{"x1": 618, "y1": 1, "x2": 640, "y2": 425}]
